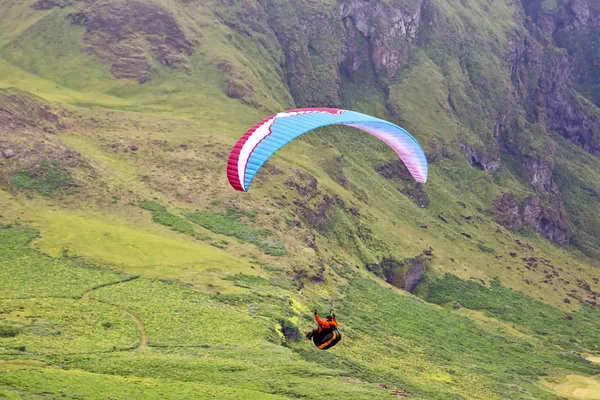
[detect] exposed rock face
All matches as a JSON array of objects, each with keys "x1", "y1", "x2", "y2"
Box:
[
  {"x1": 515, "y1": 0, "x2": 600, "y2": 156},
  {"x1": 520, "y1": 194, "x2": 543, "y2": 228},
  {"x1": 521, "y1": 154, "x2": 554, "y2": 193},
  {"x1": 498, "y1": 117, "x2": 557, "y2": 195},
  {"x1": 376, "y1": 160, "x2": 413, "y2": 181},
  {"x1": 0, "y1": 90, "x2": 65, "y2": 134},
  {"x1": 492, "y1": 193, "x2": 522, "y2": 231},
  {"x1": 403, "y1": 183, "x2": 428, "y2": 208},
  {"x1": 285, "y1": 170, "x2": 319, "y2": 199},
  {"x1": 376, "y1": 160, "x2": 429, "y2": 207},
  {"x1": 545, "y1": 89, "x2": 600, "y2": 157},
  {"x1": 403, "y1": 259, "x2": 426, "y2": 293},
  {"x1": 283, "y1": 168, "x2": 387, "y2": 257},
  {"x1": 460, "y1": 145, "x2": 500, "y2": 173},
  {"x1": 340, "y1": 0, "x2": 424, "y2": 78},
  {"x1": 292, "y1": 194, "x2": 336, "y2": 235},
  {"x1": 521, "y1": 193, "x2": 569, "y2": 244},
  {"x1": 262, "y1": 1, "x2": 344, "y2": 107},
  {"x1": 280, "y1": 321, "x2": 299, "y2": 343},
  {"x1": 229, "y1": 0, "x2": 430, "y2": 107},
  {"x1": 492, "y1": 192, "x2": 568, "y2": 244},
  {"x1": 227, "y1": 80, "x2": 255, "y2": 105},
  {"x1": 366, "y1": 256, "x2": 426, "y2": 293},
  {"x1": 521, "y1": 0, "x2": 600, "y2": 45},
  {"x1": 508, "y1": 34, "x2": 570, "y2": 122},
  {"x1": 504, "y1": 30, "x2": 584, "y2": 244},
  {"x1": 285, "y1": 170, "x2": 334, "y2": 234}
]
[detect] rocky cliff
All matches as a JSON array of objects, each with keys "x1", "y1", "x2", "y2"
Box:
[
  {"x1": 188, "y1": 0, "x2": 600, "y2": 249},
  {"x1": 15, "y1": 0, "x2": 600, "y2": 253},
  {"x1": 492, "y1": 192, "x2": 569, "y2": 244},
  {"x1": 518, "y1": 0, "x2": 600, "y2": 156}
]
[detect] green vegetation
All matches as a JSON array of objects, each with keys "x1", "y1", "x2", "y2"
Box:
[
  {"x1": 89, "y1": 278, "x2": 273, "y2": 347},
  {"x1": 1, "y1": 219, "x2": 599, "y2": 398},
  {"x1": 553, "y1": 132, "x2": 600, "y2": 258},
  {"x1": 423, "y1": 274, "x2": 600, "y2": 352},
  {"x1": 186, "y1": 209, "x2": 287, "y2": 256},
  {"x1": 296, "y1": 278, "x2": 599, "y2": 399},
  {"x1": 0, "y1": 361, "x2": 289, "y2": 400},
  {"x1": 0, "y1": 325, "x2": 21, "y2": 338},
  {"x1": 139, "y1": 200, "x2": 196, "y2": 236},
  {"x1": 0, "y1": 298, "x2": 139, "y2": 356},
  {"x1": 477, "y1": 244, "x2": 495, "y2": 253},
  {"x1": 225, "y1": 273, "x2": 298, "y2": 291},
  {"x1": 0, "y1": 226, "x2": 125, "y2": 299},
  {"x1": 138, "y1": 202, "x2": 287, "y2": 255},
  {"x1": 11, "y1": 161, "x2": 76, "y2": 197},
  {"x1": 186, "y1": 209, "x2": 271, "y2": 240}
]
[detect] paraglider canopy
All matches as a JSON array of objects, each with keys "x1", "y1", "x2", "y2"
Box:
[{"x1": 227, "y1": 108, "x2": 428, "y2": 192}]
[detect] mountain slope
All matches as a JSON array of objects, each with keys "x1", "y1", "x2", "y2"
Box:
[{"x1": 1, "y1": 0, "x2": 600, "y2": 399}]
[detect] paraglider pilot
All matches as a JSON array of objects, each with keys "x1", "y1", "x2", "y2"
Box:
[{"x1": 306, "y1": 310, "x2": 341, "y2": 350}]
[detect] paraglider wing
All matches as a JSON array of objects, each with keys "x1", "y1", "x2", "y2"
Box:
[{"x1": 227, "y1": 108, "x2": 428, "y2": 192}]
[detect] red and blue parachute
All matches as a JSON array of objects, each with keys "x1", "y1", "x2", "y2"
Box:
[{"x1": 227, "y1": 108, "x2": 428, "y2": 192}]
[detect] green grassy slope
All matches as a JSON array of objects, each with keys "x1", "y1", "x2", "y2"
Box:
[
  {"x1": 1, "y1": 226, "x2": 599, "y2": 399},
  {"x1": 1, "y1": 0, "x2": 600, "y2": 399}
]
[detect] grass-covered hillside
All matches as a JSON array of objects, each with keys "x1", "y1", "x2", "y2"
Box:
[{"x1": 1, "y1": 0, "x2": 600, "y2": 399}]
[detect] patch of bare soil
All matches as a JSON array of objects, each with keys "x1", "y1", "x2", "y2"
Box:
[{"x1": 63, "y1": 0, "x2": 194, "y2": 83}]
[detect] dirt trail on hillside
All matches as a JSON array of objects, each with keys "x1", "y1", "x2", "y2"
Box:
[
  {"x1": 82, "y1": 277, "x2": 148, "y2": 349},
  {"x1": 121, "y1": 308, "x2": 149, "y2": 348}
]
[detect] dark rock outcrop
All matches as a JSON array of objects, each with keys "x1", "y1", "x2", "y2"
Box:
[
  {"x1": 227, "y1": 80, "x2": 255, "y2": 105},
  {"x1": 279, "y1": 320, "x2": 299, "y2": 343},
  {"x1": 0, "y1": 90, "x2": 66, "y2": 134},
  {"x1": 461, "y1": 145, "x2": 500, "y2": 172},
  {"x1": 0, "y1": 90, "x2": 95, "y2": 193},
  {"x1": 376, "y1": 160, "x2": 429, "y2": 207},
  {"x1": 285, "y1": 170, "x2": 319, "y2": 199},
  {"x1": 545, "y1": 89, "x2": 600, "y2": 157},
  {"x1": 511, "y1": 4, "x2": 600, "y2": 157},
  {"x1": 403, "y1": 259, "x2": 426, "y2": 293},
  {"x1": 227, "y1": 0, "x2": 431, "y2": 107},
  {"x1": 524, "y1": 192, "x2": 569, "y2": 244},
  {"x1": 376, "y1": 161, "x2": 413, "y2": 181},
  {"x1": 492, "y1": 193, "x2": 522, "y2": 231},
  {"x1": 521, "y1": 0, "x2": 600, "y2": 106},
  {"x1": 366, "y1": 256, "x2": 426, "y2": 293},
  {"x1": 491, "y1": 192, "x2": 568, "y2": 244},
  {"x1": 521, "y1": 153, "x2": 555, "y2": 193},
  {"x1": 403, "y1": 183, "x2": 428, "y2": 208},
  {"x1": 520, "y1": 194, "x2": 543, "y2": 228},
  {"x1": 285, "y1": 170, "x2": 334, "y2": 234},
  {"x1": 2, "y1": 149, "x2": 15, "y2": 159},
  {"x1": 340, "y1": 0, "x2": 424, "y2": 78},
  {"x1": 292, "y1": 195, "x2": 336, "y2": 235}
]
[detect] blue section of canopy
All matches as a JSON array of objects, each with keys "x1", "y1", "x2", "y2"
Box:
[{"x1": 243, "y1": 110, "x2": 427, "y2": 190}]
